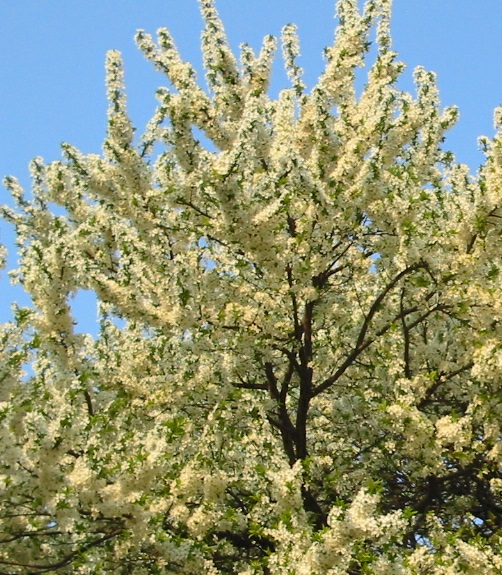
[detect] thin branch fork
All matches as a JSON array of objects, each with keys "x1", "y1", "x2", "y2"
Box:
[{"x1": 313, "y1": 261, "x2": 429, "y2": 396}]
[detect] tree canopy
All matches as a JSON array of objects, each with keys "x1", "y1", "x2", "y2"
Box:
[{"x1": 1, "y1": 0, "x2": 501, "y2": 573}]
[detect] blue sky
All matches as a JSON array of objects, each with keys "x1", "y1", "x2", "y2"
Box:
[{"x1": 1, "y1": 0, "x2": 501, "y2": 327}]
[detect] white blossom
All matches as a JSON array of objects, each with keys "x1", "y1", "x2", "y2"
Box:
[{"x1": 1, "y1": 0, "x2": 501, "y2": 573}]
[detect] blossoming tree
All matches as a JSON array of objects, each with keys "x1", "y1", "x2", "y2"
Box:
[{"x1": 1, "y1": 0, "x2": 501, "y2": 573}]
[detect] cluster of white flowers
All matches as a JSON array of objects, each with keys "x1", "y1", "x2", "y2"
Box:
[
  {"x1": 1, "y1": 0, "x2": 501, "y2": 572},
  {"x1": 298, "y1": 490, "x2": 408, "y2": 574}
]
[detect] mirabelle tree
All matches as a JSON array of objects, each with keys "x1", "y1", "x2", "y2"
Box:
[{"x1": 1, "y1": 0, "x2": 501, "y2": 573}]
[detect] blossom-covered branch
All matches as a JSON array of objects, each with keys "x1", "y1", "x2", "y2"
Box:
[{"x1": 1, "y1": 0, "x2": 501, "y2": 573}]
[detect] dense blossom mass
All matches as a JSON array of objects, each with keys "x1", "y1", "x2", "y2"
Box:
[{"x1": 1, "y1": 0, "x2": 502, "y2": 573}]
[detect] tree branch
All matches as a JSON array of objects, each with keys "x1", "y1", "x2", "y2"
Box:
[
  {"x1": 313, "y1": 262, "x2": 427, "y2": 396},
  {"x1": 0, "y1": 529, "x2": 122, "y2": 573}
]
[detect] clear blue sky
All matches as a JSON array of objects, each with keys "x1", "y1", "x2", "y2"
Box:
[{"x1": 1, "y1": 1, "x2": 500, "y2": 327}]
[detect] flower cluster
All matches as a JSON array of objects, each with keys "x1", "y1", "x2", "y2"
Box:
[{"x1": 1, "y1": 0, "x2": 501, "y2": 573}]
